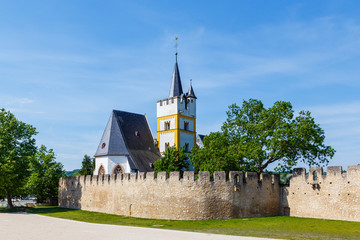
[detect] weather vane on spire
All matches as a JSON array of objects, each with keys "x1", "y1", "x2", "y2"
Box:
[{"x1": 175, "y1": 36, "x2": 178, "y2": 55}]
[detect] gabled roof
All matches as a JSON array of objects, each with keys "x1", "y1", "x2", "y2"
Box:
[
  {"x1": 95, "y1": 111, "x2": 129, "y2": 156},
  {"x1": 187, "y1": 84, "x2": 196, "y2": 99},
  {"x1": 196, "y1": 134, "x2": 205, "y2": 148},
  {"x1": 95, "y1": 110, "x2": 161, "y2": 172},
  {"x1": 169, "y1": 53, "x2": 183, "y2": 98}
]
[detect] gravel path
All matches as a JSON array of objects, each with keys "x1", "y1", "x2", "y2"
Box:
[{"x1": 0, "y1": 212, "x2": 277, "y2": 240}]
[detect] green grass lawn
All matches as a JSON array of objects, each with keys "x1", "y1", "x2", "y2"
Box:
[{"x1": 1, "y1": 206, "x2": 360, "y2": 240}]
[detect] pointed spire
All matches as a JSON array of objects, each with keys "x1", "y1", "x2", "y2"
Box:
[
  {"x1": 187, "y1": 79, "x2": 197, "y2": 99},
  {"x1": 169, "y1": 52, "x2": 183, "y2": 98}
]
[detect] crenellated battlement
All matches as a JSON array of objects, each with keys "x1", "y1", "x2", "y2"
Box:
[
  {"x1": 290, "y1": 165, "x2": 360, "y2": 184},
  {"x1": 60, "y1": 165, "x2": 360, "y2": 187},
  {"x1": 60, "y1": 171, "x2": 281, "y2": 186}
]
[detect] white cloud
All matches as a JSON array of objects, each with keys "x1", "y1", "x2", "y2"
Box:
[
  {"x1": 0, "y1": 96, "x2": 35, "y2": 105},
  {"x1": 16, "y1": 98, "x2": 34, "y2": 104}
]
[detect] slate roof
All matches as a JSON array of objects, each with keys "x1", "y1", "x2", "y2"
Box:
[
  {"x1": 169, "y1": 53, "x2": 183, "y2": 98},
  {"x1": 95, "y1": 110, "x2": 161, "y2": 172},
  {"x1": 187, "y1": 84, "x2": 196, "y2": 99}
]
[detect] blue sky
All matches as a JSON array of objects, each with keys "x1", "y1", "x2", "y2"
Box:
[{"x1": 1, "y1": 1, "x2": 360, "y2": 171}]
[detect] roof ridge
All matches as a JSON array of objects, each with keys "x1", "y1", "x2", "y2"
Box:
[{"x1": 113, "y1": 109, "x2": 144, "y2": 116}]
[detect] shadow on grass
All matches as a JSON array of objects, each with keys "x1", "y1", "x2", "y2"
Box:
[
  {"x1": 0, "y1": 206, "x2": 78, "y2": 214},
  {"x1": 28, "y1": 207, "x2": 78, "y2": 214}
]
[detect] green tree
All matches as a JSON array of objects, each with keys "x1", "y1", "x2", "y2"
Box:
[
  {"x1": 190, "y1": 132, "x2": 244, "y2": 176},
  {"x1": 71, "y1": 169, "x2": 81, "y2": 177},
  {"x1": 79, "y1": 154, "x2": 95, "y2": 176},
  {"x1": 221, "y1": 99, "x2": 335, "y2": 174},
  {"x1": 27, "y1": 145, "x2": 65, "y2": 203},
  {"x1": 0, "y1": 109, "x2": 37, "y2": 208},
  {"x1": 154, "y1": 146, "x2": 189, "y2": 174}
]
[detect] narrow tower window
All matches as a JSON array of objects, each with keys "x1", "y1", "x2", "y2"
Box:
[
  {"x1": 184, "y1": 143, "x2": 189, "y2": 152},
  {"x1": 164, "y1": 121, "x2": 171, "y2": 130},
  {"x1": 184, "y1": 121, "x2": 189, "y2": 131}
]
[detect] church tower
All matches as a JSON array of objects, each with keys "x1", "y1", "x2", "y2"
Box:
[{"x1": 156, "y1": 53, "x2": 197, "y2": 154}]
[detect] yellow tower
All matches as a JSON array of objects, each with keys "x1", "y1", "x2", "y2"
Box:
[{"x1": 156, "y1": 53, "x2": 197, "y2": 154}]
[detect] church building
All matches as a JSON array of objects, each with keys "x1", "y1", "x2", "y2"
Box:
[
  {"x1": 93, "y1": 110, "x2": 160, "y2": 175},
  {"x1": 93, "y1": 52, "x2": 197, "y2": 175}
]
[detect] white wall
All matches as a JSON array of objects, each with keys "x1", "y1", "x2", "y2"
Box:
[
  {"x1": 159, "y1": 117, "x2": 175, "y2": 131},
  {"x1": 157, "y1": 98, "x2": 178, "y2": 117},
  {"x1": 159, "y1": 131, "x2": 175, "y2": 152},
  {"x1": 180, "y1": 132, "x2": 195, "y2": 152},
  {"x1": 177, "y1": 98, "x2": 196, "y2": 118},
  {"x1": 157, "y1": 97, "x2": 196, "y2": 118},
  {"x1": 179, "y1": 118, "x2": 194, "y2": 131},
  {"x1": 157, "y1": 95, "x2": 196, "y2": 154},
  {"x1": 94, "y1": 155, "x2": 131, "y2": 175}
]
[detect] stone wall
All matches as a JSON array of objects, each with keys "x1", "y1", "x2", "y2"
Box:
[
  {"x1": 59, "y1": 171, "x2": 280, "y2": 220},
  {"x1": 281, "y1": 165, "x2": 360, "y2": 222},
  {"x1": 59, "y1": 165, "x2": 360, "y2": 221}
]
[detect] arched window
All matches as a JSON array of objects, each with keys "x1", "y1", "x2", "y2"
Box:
[
  {"x1": 112, "y1": 164, "x2": 124, "y2": 175},
  {"x1": 98, "y1": 165, "x2": 105, "y2": 175}
]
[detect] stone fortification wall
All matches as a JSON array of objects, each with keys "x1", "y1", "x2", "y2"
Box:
[
  {"x1": 59, "y1": 171, "x2": 280, "y2": 220},
  {"x1": 282, "y1": 165, "x2": 360, "y2": 222}
]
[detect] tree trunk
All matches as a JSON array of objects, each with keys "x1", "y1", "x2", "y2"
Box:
[
  {"x1": 6, "y1": 190, "x2": 13, "y2": 208},
  {"x1": 257, "y1": 170, "x2": 262, "y2": 181}
]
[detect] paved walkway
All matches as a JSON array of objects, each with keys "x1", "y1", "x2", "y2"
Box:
[{"x1": 0, "y1": 212, "x2": 276, "y2": 240}]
